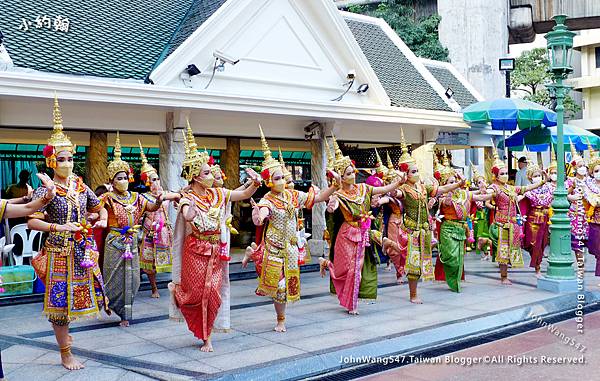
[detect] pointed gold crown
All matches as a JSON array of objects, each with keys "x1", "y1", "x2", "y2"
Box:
[
  {"x1": 324, "y1": 138, "x2": 335, "y2": 172},
  {"x1": 331, "y1": 134, "x2": 353, "y2": 174},
  {"x1": 374, "y1": 148, "x2": 387, "y2": 177},
  {"x1": 569, "y1": 138, "x2": 583, "y2": 164},
  {"x1": 259, "y1": 125, "x2": 282, "y2": 181},
  {"x1": 490, "y1": 138, "x2": 505, "y2": 169},
  {"x1": 45, "y1": 94, "x2": 75, "y2": 168},
  {"x1": 438, "y1": 150, "x2": 455, "y2": 184},
  {"x1": 525, "y1": 150, "x2": 542, "y2": 179},
  {"x1": 398, "y1": 128, "x2": 416, "y2": 166},
  {"x1": 587, "y1": 137, "x2": 600, "y2": 172},
  {"x1": 181, "y1": 119, "x2": 210, "y2": 181},
  {"x1": 386, "y1": 152, "x2": 395, "y2": 171},
  {"x1": 108, "y1": 132, "x2": 132, "y2": 181},
  {"x1": 471, "y1": 164, "x2": 485, "y2": 182},
  {"x1": 586, "y1": 137, "x2": 598, "y2": 159},
  {"x1": 278, "y1": 147, "x2": 293, "y2": 182},
  {"x1": 547, "y1": 143, "x2": 558, "y2": 172},
  {"x1": 433, "y1": 149, "x2": 444, "y2": 174},
  {"x1": 139, "y1": 140, "x2": 156, "y2": 177}
]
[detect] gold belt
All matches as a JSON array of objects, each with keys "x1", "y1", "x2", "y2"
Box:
[{"x1": 192, "y1": 232, "x2": 220, "y2": 243}]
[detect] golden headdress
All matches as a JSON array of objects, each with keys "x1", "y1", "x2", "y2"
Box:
[
  {"x1": 108, "y1": 132, "x2": 133, "y2": 181},
  {"x1": 181, "y1": 119, "x2": 210, "y2": 182},
  {"x1": 489, "y1": 138, "x2": 506, "y2": 179},
  {"x1": 331, "y1": 134, "x2": 353, "y2": 174},
  {"x1": 569, "y1": 138, "x2": 583, "y2": 165},
  {"x1": 324, "y1": 138, "x2": 335, "y2": 173},
  {"x1": 547, "y1": 144, "x2": 557, "y2": 172},
  {"x1": 139, "y1": 140, "x2": 157, "y2": 184},
  {"x1": 43, "y1": 94, "x2": 76, "y2": 169},
  {"x1": 525, "y1": 150, "x2": 542, "y2": 180},
  {"x1": 471, "y1": 164, "x2": 485, "y2": 183},
  {"x1": 436, "y1": 150, "x2": 455, "y2": 184},
  {"x1": 397, "y1": 128, "x2": 416, "y2": 170},
  {"x1": 587, "y1": 137, "x2": 600, "y2": 172},
  {"x1": 259, "y1": 125, "x2": 282, "y2": 181},
  {"x1": 374, "y1": 148, "x2": 387, "y2": 179},
  {"x1": 386, "y1": 152, "x2": 395, "y2": 171},
  {"x1": 278, "y1": 147, "x2": 293, "y2": 182}
]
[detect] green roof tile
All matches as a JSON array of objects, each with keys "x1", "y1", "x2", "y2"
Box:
[
  {"x1": 424, "y1": 64, "x2": 479, "y2": 108},
  {"x1": 0, "y1": 0, "x2": 196, "y2": 79},
  {"x1": 344, "y1": 18, "x2": 451, "y2": 112}
]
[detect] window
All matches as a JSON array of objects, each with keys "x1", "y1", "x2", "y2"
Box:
[{"x1": 595, "y1": 46, "x2": 600, "y2": 68}]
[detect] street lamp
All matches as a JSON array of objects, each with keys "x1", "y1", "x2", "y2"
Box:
[{"x1": 538, "y1": 15, "x2": 577, "y2": 292}]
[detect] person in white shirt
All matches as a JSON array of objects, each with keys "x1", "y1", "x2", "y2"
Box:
[{"x1": 515, "y1": 157, "x2": 530, "y2": 186}]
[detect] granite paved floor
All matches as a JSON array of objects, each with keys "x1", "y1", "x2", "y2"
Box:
[{"x1": 1, "y1": 251, "x2": 599, "y2": 381}]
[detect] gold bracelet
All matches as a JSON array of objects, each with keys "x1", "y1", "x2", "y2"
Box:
[
  {"x1": 49, "y1": 224, "x2": 57, "y2": 233},
  {"x1": 42, "y1": 193, "x2": 54, "y2": 204}
]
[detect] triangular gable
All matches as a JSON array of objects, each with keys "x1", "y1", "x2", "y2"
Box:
[
  {"x1": 150, "y1": 0, "x2": 390, "y2": 106},
  {"x1": 342, "y1": 12, "x2": 459, "y2": 113},
  {"x1": 420, "y1": 58, "x2": 484, "y2": 108}
]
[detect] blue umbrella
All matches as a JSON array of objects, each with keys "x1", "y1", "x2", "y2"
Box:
[
  {"x1": 497, "y1": 124, "x2": 600, "y2": 151},
  {"x1": 463, "y1": 98, "x2": 557, "y2": 131}
]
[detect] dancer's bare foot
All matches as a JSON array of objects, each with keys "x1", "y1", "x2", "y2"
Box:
[
  {"x1": 501, "y1": 278, "x2": 513, "y2": 285},
  {"x1": 200, "y1": 338, "x2": 213, "y2": 352},
  {"x1": 151, "y1": 290, "x2": 160, "y2": 298},
  {"x1": 410, "y1": 297, "x2": 423, "y2": 304},
  {"x1": 348, "y1": 310, "x2": 359, "y2": 315},
  {"x1": 396, "y1": 277, "x2": 405, "y2": 284},
  {"x1": 119, "y1": 320, "x2": 130, "y2": 327},
  {"x1": 318, "y1": 257, "x2": 328, "y2": 278},
  {"x1": 535, "y1": 271, "x2": 542, "y2": 279},
  {"x1": 60, "y1": 347, "x2": 85, "y2": 370},
  {"x1": 274, "y1": 321, "x2": 287, "y2": 332}
]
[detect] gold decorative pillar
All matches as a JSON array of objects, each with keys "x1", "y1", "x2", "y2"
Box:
[{"x1": 85, "y1": 132, "x2": 108, "y2": 190}]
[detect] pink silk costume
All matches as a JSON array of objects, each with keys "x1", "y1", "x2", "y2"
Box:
[
  {"x1": 325, "y1": 183, "x2": 374, "y2": 311},
  {"x1": 173, "y1": 188, "x2": 231, "y2": 341},
  {"x1": 522, "y1": 183, "x2": 554, "y2": 269},
  {"x1": 488, "y1": 183, "x2": 525, "y2": 267}
]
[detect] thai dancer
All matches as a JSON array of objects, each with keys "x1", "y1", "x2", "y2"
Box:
[
  {"x1": 584, "y1": 141, "x2": 600, "y2": 282},
  {"x1": 488, "y1": 143, "x2": 543, "y2": 285},
  {"x1": 138, "y1": 141, "x2": 177, "y2": 298},
  {"x1": 393, "y1": 132, "x2": 466, "y2": 302},
  {"x1": 27, "y1": 95, "x2": 109, "y2": 370},
  {"x1": 567, "y1": 140, "x2": 591, "y2": 266},
  {"x1": 319, "y1": 135, "x2": 402, "y2": 315},
  {"x1": 170, "y1": 122, "x2": 260, "y2": 352},
  {"x1": 101, "y1": 133, "x2": 164, "y2": 327},
  {"x1": 242, "y1": 128, "x2": 339, "y2": 331},
  {"x1": 380, "y1": 152, "x2": 409, "y2": 282},
  {"x1": 471, "y1": 165, "x2": 493, "y2": 260},
  {"x1": 433, "y1": 152, "x2": 492, "y2": 292},
  {"x1": 522, "y1": 157, "x2": 554, "y2": 278}
]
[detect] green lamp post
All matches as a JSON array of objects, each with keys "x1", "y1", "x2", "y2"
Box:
[{"x1": 538, "y1": 15, "x2": 578, "y2": 292}]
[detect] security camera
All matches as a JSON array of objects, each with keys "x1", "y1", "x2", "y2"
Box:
[
  {"x1": 213, "y1": 50, "x2": 239, "y2": 65},
  {"x1": 186, "y1": 64, "x2": 201, "y2": 77},
  {"x1": 346, "y1": 70, "x2": 356, "y2": 80}
]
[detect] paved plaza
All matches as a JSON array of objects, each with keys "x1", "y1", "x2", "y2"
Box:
[{"x1": 1, "y1": 253, "x2": 599, "y2": 381}]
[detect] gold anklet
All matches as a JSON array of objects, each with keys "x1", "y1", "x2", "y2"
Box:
[{"x1": 60, "y1": 345, "x2": 72, "y2": 355}]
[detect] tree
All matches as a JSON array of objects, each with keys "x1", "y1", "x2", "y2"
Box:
[
  {"x1": 348, "y1": 0, "x2": 449, "y2": 61},
  {"x1": 511, "y1": 47, "x2": 581, "y2": 118}
]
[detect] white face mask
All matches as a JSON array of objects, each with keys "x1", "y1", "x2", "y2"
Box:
[
  {"x1": 532, "y1": 176, "x2": 542, "y2": 184},
  {"x1": 595, "y1": 172, "x2": 600, "y2": 180},
  {"x1": 577, "y1": 167, "x2": 588, "y2": 176},
  {"x1": 550, "y1": 174, "x2": 557, "y2": 182}
]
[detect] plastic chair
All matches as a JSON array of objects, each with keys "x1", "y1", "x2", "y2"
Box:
[
  {"x1": 0, "y1": 236, "x2": 16, "y2": 266},
  {"x1": 9, "y1": 224, "x2": 42, "y2": 266}
]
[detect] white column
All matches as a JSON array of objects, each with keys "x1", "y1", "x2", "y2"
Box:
[
  {"x1": 159, "y1": 110, "x2": 188, "y2": 223},
  {"x1": 307, "y1": 123, "x2": 330, "y2": 258}
]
